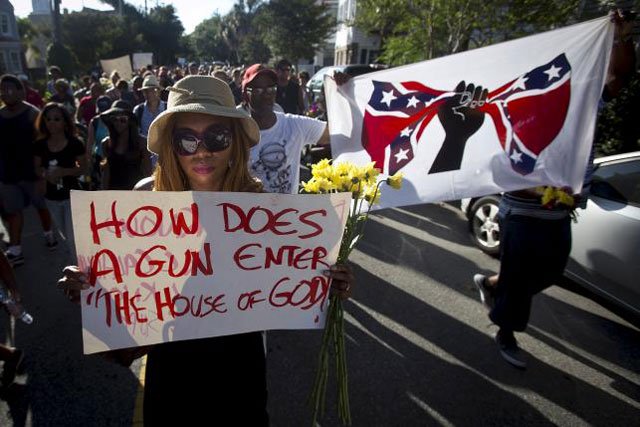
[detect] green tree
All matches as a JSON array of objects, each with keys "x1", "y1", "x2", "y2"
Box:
[
  {"x1": 596, "y1": 73, "x2": 640, "y2": 155},
  {"x1": 355, "y1": 0, "x2": 584, "y2": 65},
  {"x1": 257, "y1": 0, "x2": 335, "y2": 63},
  {"x1": 189, "y1": 15, "x2": 231, "y2": 62},
  {"x1": 60, "y1": 12, "x2": 142, "y2": 72},
  {"x1": 143, "y1": 5, "x2": 185, "y2": 65},
  {"x1": 220, "y1": 0, "x2": 266, "y2": 64},
  {"x1": 17, "y1": 18, "x2": 42, "y2": 58},
  {"x1": 46, "y1": 42, "x2": 78, "y2": 76},
  {"x1": 238, "y1": 33, "x2": 271, "y2": 64}
]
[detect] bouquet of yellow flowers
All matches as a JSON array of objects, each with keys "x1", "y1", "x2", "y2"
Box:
[
  {"x1": 301, "y1": 159, "x2": 403, "y2": 425},
  {"x1": 536, "y1": 186, "x2": 578, "y2": 221}
]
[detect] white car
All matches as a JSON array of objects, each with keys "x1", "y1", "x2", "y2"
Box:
[{"x1": 461, "y1": 151, "x2": 640, "y2": 315}]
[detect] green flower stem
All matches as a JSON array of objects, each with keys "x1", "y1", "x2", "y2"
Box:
[{"x1": 309, "y1": 182, "x2": 388, "y2": 426}]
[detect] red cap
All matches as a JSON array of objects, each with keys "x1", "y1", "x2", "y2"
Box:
[{"x1": 242, "y1": 64, "x2": 277, "y2": 92}]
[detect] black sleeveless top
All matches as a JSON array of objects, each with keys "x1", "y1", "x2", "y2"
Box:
[
  {"x1": 0, "y1": 107, "x2": 38, "y2": 183},
  {"x1": 105, "y1": 136, "x2": 146, "y2": 190}
]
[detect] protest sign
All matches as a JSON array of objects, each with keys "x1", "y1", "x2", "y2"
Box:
[
  {"x1": 132, "y1": 53, "x2": 154, "y2": 71},
  {"x1": 71, "y1": 191, "x2": 350, "y2": 354},
  {"x1": 100, "y1": 55, "x2": 133, "y2": 81},
  {"x1": 326, "y1": 17, "x2": 613, "y2": 209}
]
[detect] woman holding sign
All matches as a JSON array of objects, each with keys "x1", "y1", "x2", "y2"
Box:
[{"x1": 58, "y1": 75, "x2": 354, "y2": 425}]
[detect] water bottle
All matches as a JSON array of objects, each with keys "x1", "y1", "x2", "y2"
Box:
[
  {"x1": 48, "y1": 159, "x2": 63, "y2": 190},
  {"x1": 0, "y1": 287, "x2": 33, "y2": 324}
]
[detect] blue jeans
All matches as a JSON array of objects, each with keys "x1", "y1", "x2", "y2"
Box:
[{"x1": 489, "y1": 213, "x2": 571, "y2": 332}]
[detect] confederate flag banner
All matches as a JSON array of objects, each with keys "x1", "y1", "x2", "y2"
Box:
[{"x1": 325, "y1": 17, "x2": 613, "y2": 208}]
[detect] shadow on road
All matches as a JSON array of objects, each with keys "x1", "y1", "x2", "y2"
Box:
[{"x1": 266, "y1": 205, "x2": 640, "y2": 425}]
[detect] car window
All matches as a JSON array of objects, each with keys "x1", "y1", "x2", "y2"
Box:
[{"x1": 591, "y1": 158, "x2": 640, "y2": 206}]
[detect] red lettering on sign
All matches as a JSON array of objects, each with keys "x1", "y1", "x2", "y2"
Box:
[
  {"x1": 237, "y1": 290, "x2": 265, "y2": 311},
  {"x1": 154, "y1": 287, "x2": 174, "y2": 321},
  {"x1": 126, "y1": 206, "x2": 162, "y2": 237},
  {"x1": 234, "y1": 243, "x2": 262, "y2": 270},
  {"x1": 153, "y1": 287, "x2": 227, "y2": 320},
  {"x1": 233, "y1": 244, "x2": 329, "y2": 270},
  {"x1": 168, "y1": 250, "x2": 192, "y2": 277},
  {"x1": 90, "y1": 201, "x2": 125, "y2": 245},
  {"x1": 219, "y1": 203, "x2": 299, "y2": 235},
  {"x1": 268, "y1": 275, "x2": 330, "y2": 310},
  {"x1": 298, "y1": 209, "x2": 326, "y2": 239},
  {"x1": 191, "y1": 243, "x2": 213, "y2": 276},
  {"x1": 170, "y1": 203, "x2": 199, "y2": 235},
  {"x1": 135, "y1": 245, "x2": 167, "y2": 278},
  {"x1": 90, "y1": 249, "x2": 123, "y2": 285}
]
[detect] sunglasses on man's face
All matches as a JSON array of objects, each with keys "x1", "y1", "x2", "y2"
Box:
[
  {"x1": 172, "y1": 124, "x2": 233, "y2": 156},
  {"x1": 246, "y1": 85, "x2": 277, "y2": 96}
]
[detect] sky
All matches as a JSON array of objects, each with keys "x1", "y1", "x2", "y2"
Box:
[{"x1": 12, "y1": 0, "x2": 236, "y2": 34}]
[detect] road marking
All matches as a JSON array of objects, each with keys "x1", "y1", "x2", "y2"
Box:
[{"x1": 132, "y1": 355, "x2": 147, "y2": 426}]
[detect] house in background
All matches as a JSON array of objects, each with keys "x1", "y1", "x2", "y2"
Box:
[
  {"x1": 0, "y1": 0, "x2": 23, "y2": 74},
  {"x1": 296, "y1": 0, "x2": 339, "y2": 76},
  {"x1": 25, "y1": 0, "x2": 52, "y2": 70},
  {"x1": 334, "y1": 0, "x2": 379, "y2": 66}
]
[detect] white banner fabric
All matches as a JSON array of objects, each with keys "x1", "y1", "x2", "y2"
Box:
[{"x1": 326, "y1": 17, "x2": 613, "y2": 209}]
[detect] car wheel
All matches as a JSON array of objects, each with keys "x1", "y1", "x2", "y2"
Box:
[{"x1": 468, "y1": 196, "x2": 501, "y2": 256}]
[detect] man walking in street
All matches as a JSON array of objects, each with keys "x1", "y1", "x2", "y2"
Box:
[
  {"x1": 275, "y1": 59, "x2": 305, "y2": 115},
  {"x1": 242, "y1": 64, "x2": 329, "y2": 194},
  {"x1": 133, "y1": 75, "x2": 167, "y2": 168},
  {"x1": 0, "y1": 75, "x2": 56, "y2": 266}
]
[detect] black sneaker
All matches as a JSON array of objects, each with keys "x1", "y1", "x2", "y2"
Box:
[
  {"x1": 45, "y1": 234, "x2": 58, "y2": 251},
  {"x1": 1, "y1": 348, "x2": 24, "y2": 386},
  {"x1": 473, "y1": 274, "x2": 495, "y2": 310},
  {"x1": 5, "y1": 251, "x2": 24, "y2": 267},
  {"x1": 495, "y1": 329, "x2": 526, "y2": 369}
]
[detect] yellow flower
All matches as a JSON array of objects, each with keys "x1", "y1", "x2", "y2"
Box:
[
  {"x1": 301, "y1": 179, "x2": 320, "y2": 194},
  {"x1": 540, "y1": 186, "x2": 556, "y2": 206},
  {"x1": 357, "y1": 162, "x2": 380, "y2": 186},
  {"x1": 556, "y1": 189, "x2": 575, "y2": 207},
  {"x1": 316, "y1": 177, "x2": 336, "y2": 193},
  {"x1": 363, "y1": 184, "x2": 381, "y2": 205},
  {"x1": 386, "y1": 172, "x2": 404, "y2": 189},
  {"x1": 311, "y1": 159, "x2": 332, "y2": 179}
]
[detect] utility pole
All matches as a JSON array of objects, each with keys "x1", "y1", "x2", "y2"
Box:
[{"x1": 52, "y1": 0, "x2": 61, "y2": 43}]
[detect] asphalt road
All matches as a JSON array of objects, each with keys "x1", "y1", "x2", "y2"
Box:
[{"x1": 1, "y1": 202, "x2": 639, "y2": 426}]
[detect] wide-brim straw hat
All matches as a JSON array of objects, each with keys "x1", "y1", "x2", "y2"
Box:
[{"x1": 147, "y1": 75, "x2": 259, "y2": 154}]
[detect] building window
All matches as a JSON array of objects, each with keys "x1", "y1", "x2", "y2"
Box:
[
  {"x1": 10, "y1": 51, "x2": 20, "y2": 73},
  {"x1": 360, "y1": 49, "x2": 368, "y2": 64},
  {"x1": 0, "y1": 52, "x2": 7, "y2": 74},
  {"x1": 1, "y1": 14, "x2": 10, "y2": 35}
]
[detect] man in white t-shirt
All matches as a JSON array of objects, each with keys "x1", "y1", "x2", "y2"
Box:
[{"x1": 242, "y1": 64, "x2": 330, "y2": 194}]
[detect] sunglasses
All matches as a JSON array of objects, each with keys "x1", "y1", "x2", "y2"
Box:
[
  {"x1": 172, "y1": 124, "x2": 233, "y2": 156},
  {"x1": 246, "y1": 85, "x2": 277, "y2": 96}
]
